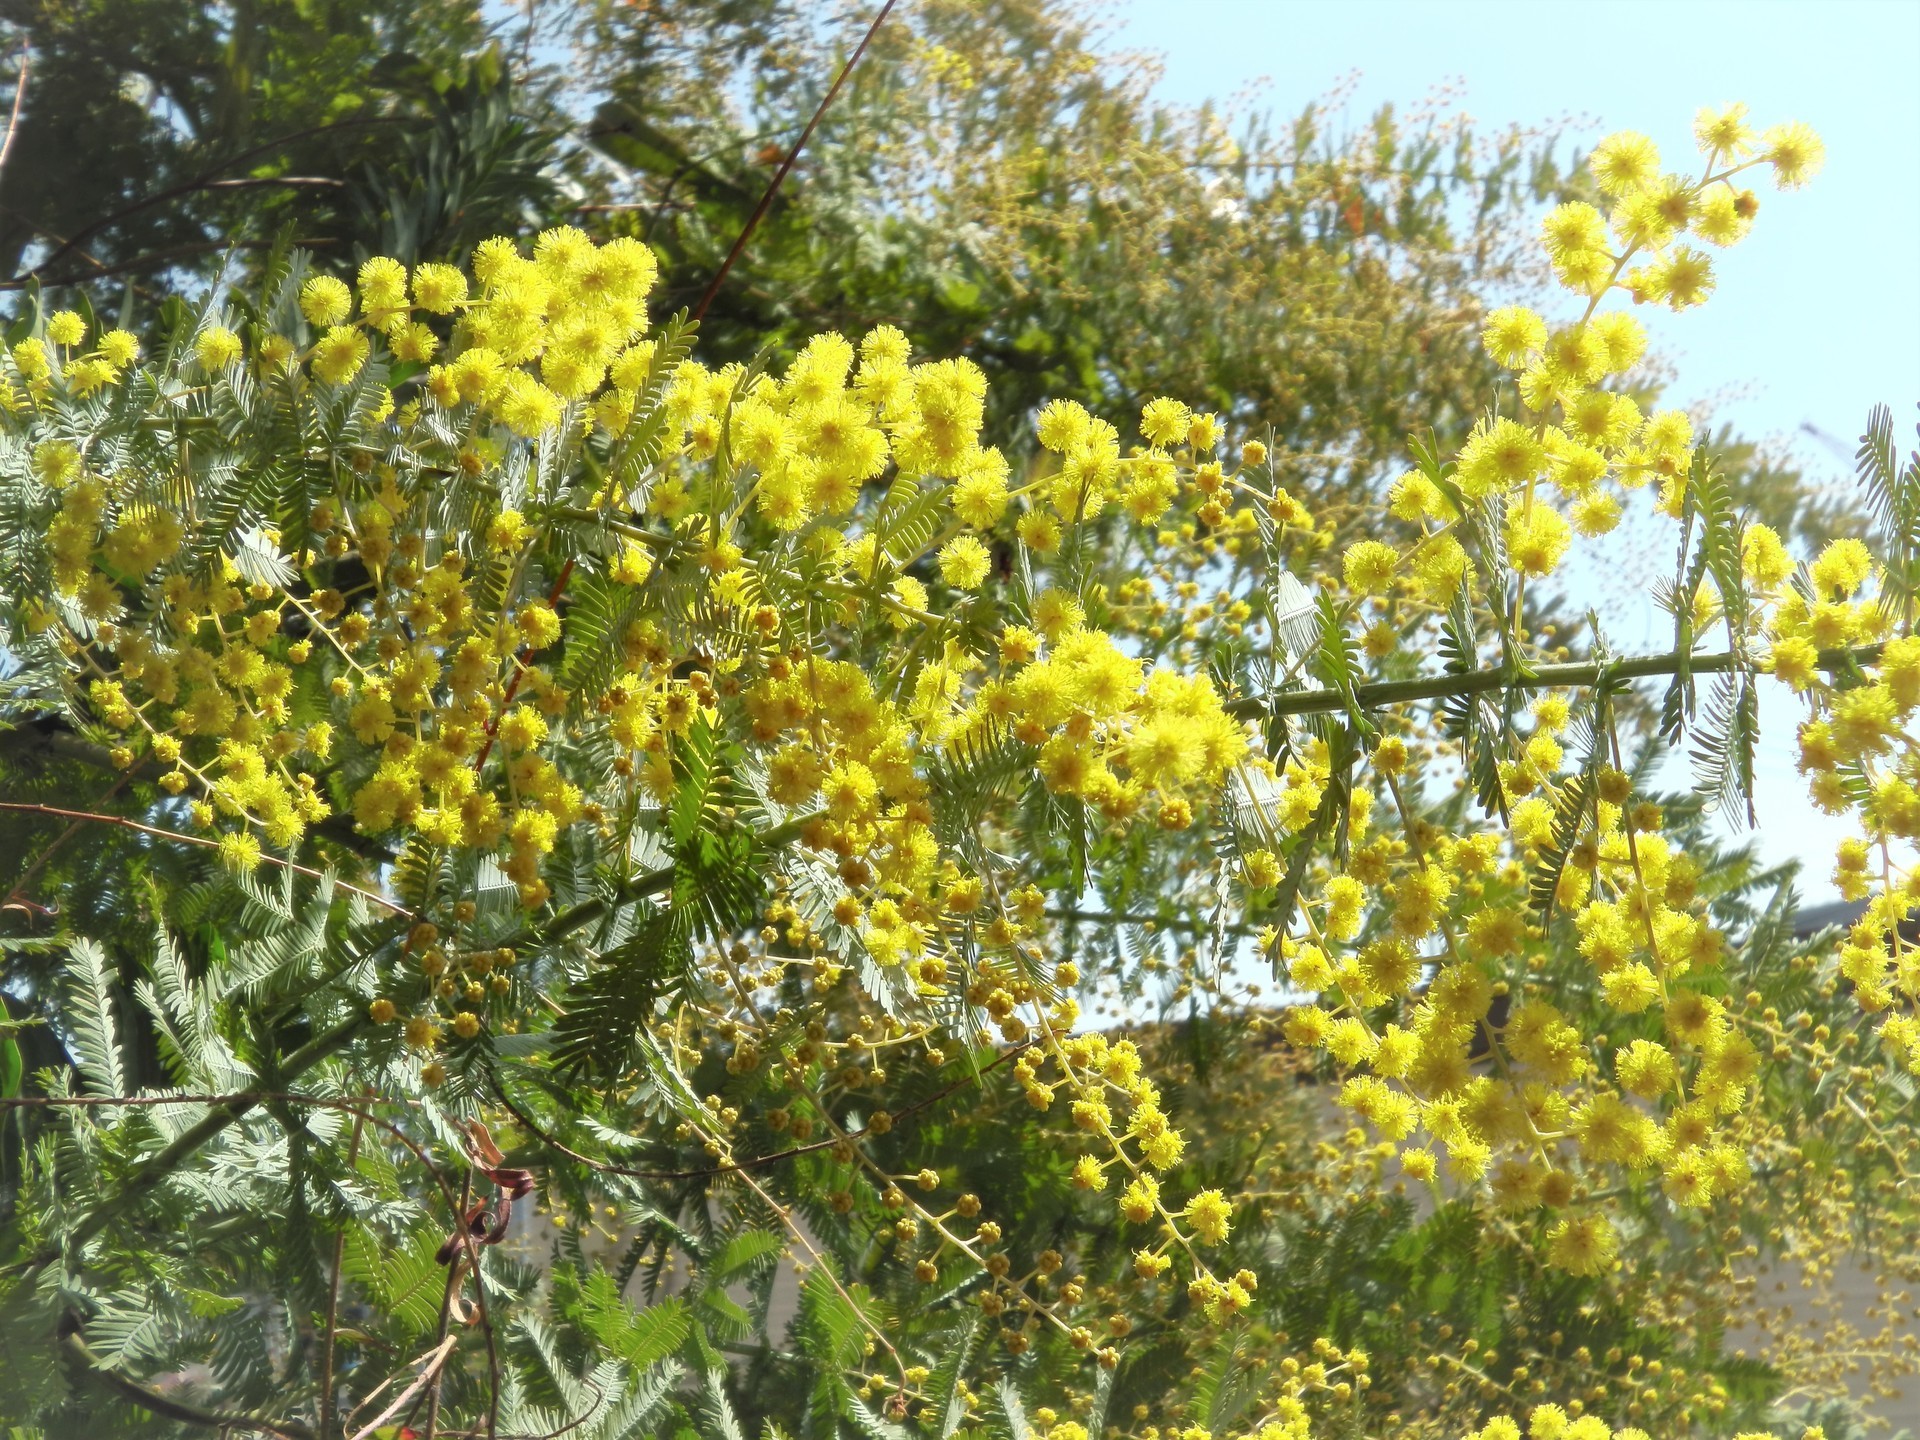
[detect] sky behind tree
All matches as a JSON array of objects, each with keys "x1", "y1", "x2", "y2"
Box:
[{"x1": 1110, "y1": 0, "x2": 1920, "y2": 896}]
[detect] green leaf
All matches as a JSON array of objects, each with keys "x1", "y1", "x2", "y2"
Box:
[
  {"x1": 709, "y1": 1229, "x2": 782, "y2": 1284},
  {"x1": 550, "y1": 902, "x2": 693, "y2": 1079},
  {"x1": 63, "y1": 938, "x2": 125, "y2": 1099}
]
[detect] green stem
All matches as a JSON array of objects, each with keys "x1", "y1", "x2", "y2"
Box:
[{"x1": 1224, "y1": 643, "x2": 1882, "y2": 721}]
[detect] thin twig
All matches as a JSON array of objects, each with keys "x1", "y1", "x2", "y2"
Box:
[
  {"x1": 0, "y1": 800, "x2": 409, "y2": 915},
  {"x1": 421, "y1": 1167, "x2": 474, "y2": 1440},
  {"x1": 0, "y1": 236, "x2": 338, "y2": 291},
  {"x1": 319, "y1": 1101, "x2": 370, "y2": 1440},
  {"x1": 0, "y1": 45, "x2": 29, "y2": 188},
  {"x1": 4, "y1": 769, "x2": 134, "y2": 912},
  {"x1": 691, "y1": 0, "x2": 895, "y2": 322},
  {"x1": 347, "y1": 1335, "x2": 459, "y2": 1440}
]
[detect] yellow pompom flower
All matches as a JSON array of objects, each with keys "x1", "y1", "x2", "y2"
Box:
[
  {"x1": 358, "y1": 256, "x2": 409, "y2": 323},
  {"x1": 1399, "y1": 1146, "x2": 1438, "y2": 1182},
  {"x1": 1119, "y1": 1174, "x2": 1158, "y2": 1223},
  {"x1": 1545, "y1": 1214, "x2": 1618, "y2": 1276},
  {"x1": 487, "y1": 509, "x2": 530, "y2": 553},
  {"x1": 99, "y1": 330, "x2": 139, "y2": 368},
  {"x1": 1342, "y1": 540, "x2": 1397, "y2": 596},
  {"x1": 196, "y1": 325, "x2": 243, "y2": 371},
  {"x1": 217, "y1": 830, "x2": 263, "y2": 874},
  {"x1": 46, "y1": 311, "x2": 87, "y2": 347},
  {"x1": 412, "y1": 262, "x2": 469, "y2": 314},
  {"x1": 1589, "y1": 131, "x2": 1660, "y2": 196},
  {"x1": 1541, "y1": 201, "x2": 1608, "y2": 258},
  {"x1": 1589, "y1": 311, "x2": 1647, "y2": 373},
  {"x1": 1481, "y1": 306, "x2": 1547, "y2": 369},
  {"x1": 1763, "y1": 121, "x2": 1824, "y2": 188},
  {"x1": 937, "y1": 535, "x2": 991, "y2": 590},
  {"x1": 1810, "y1": 537, "x2": 1873, "y2": 600},
  {"x1": 611, "y1": 541, "x2": 653, "y2": 586},
  {"x1": 1506, "y1": 503, "x2": 1572, "y2": 578},
  {"x1": 515, "y1": 601, "x2": 562, "y2": 650},
  {"x1": 1139, "y1": 396, "x2": 1191, "y2": 448},
  {"x1": 1615, "y1": 1038, "x2": 1677, "y2": 1098},
  {"x1": 1694, "y1": 102, "x2": 1753, "y2": 157},
  {"x1": 1036, "y1": 398, "x2": 1093, "y2": 452},
  {"x1": 299, "y1": 275, "x2": 353, "y2": 327},
  {"x1": 311, "y1": 326, "x2": 369, "y2": 385},
  {"x1": 1457, "y1": 416, "x2": 1544, "y2": 499},
  {"x1": 1183, "y1": 1188, "x2": 1232, "y2": 1244},
  {"x1": 1070, "y1": 1154, "x2": 1107, "y2": 1191},
  {"x1": 1741, "y1": 522, "x2": 1793, "y2": 588}
]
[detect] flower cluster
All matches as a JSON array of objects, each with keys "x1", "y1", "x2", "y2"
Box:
[{"x1": 6, "y1": 97, "x2": 1914, "y2": 1435}]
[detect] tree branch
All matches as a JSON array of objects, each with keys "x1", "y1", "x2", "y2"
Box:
[
  {"x1": 28, "y1": 115, "x2": 413, "y2": 277},
  {"x1": 0, "y1": 43, "x2": 29, "y2": 188},
  {"x1": 0, "y1": 718, "x2": 396, "y2": 866},
  {"x1": 690, "y1": 0, "x2": 895, "y2": 322},
  {"x1": 59, "y1": 1322, "x2": 318, "y2": 1440},
  {"x1": 0, "y1": 800, "x2": 410, "y2": 915},
  {"x1": 1222, "y1": 643, "x2": 1884, "y2": 720}
]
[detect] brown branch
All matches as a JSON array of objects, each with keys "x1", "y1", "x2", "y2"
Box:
[
  {"x1": 30, "y1": 115, "x2": 412, "y2": 277},
  {"x1": 59, "y1": 1322, "x2": 318, "y2": 1439},
  {"x1": 421, "y1": 1165, "x2": 473, "y2": 1440},
  {"x1": 691, "y1": 0, "x2": 895, "y2": 322},
  {"x1": 4, "y1": 769, "x2": 134, "y2": 911},
  {"x1": 1222, "y1": 642, "x2": 1885, "y2": 720},
  {"x1": 0, "y1": 800, "x2": 410, "y2": 916}
]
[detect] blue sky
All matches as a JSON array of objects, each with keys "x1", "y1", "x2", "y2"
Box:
[{"x1": 1109, "y1": 0, "x2": 1920, "y2": 898}]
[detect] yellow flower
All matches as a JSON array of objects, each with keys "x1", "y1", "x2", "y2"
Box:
[
  {"x1": 1342, "y1": 540, "x2": 1397, "y2": 596},
  {"x1": 1139, "y1": 396, "x2": 1190, "y2": 447},
  {"x1": 1545, "y1": 1214, "x2": 1618, "y2": 1276},
  {"x1": 1481, "y1": 306, "x2": 1546, "y2": 368},
  {"x1": 1810, "y1": 537, "x2": 1874, "y2": 600},
  {"x1": 1183, "y1": 1188, "x2": 1232, "y2": 1244},
  {"x1": 1694, "y1": 102, "x2": 1753, "y2": 157},
  {"x1": 936, "y1": 535, "x2": 990, "y2": 590},
  {"x1": 1615, "y1": 1038, "x2": 1677, "y2": 1098},
  {"x1": 1457, "y1": 417, "x2": 1543, "y2": 498},
  {"x1": 412, "y1": 262, "x2": 469, "y2": 313},
  {"x1": 311, "y1": 326, "x2": 369, "y2": 385},
  {"x1": 1763, "y1": 121, "x2": 1824, "y2": 188},
  {"x1": 1507, "y1": 503, "x2": 1572, "y2": 578},
  {"x1": 1119, "y1": 1174, "x2": 1158, "y2": 1223},
  {"x1": 217, "y1": 830, "x2": 263, "y2": 874},
  {"x1": 46, "y1": 311, "x2": 87, "y2": 347},
  {"x1": 299, "y1": 275, "x2": 353, "y2": 327},
  {"x1": 1589, "y1": 130, "x2": 1660, "y2": 195}
]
